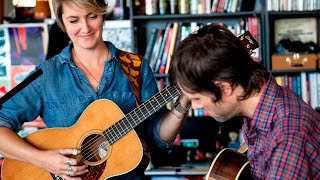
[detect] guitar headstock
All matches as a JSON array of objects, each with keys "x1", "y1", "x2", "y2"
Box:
[{"x1": 238, "y1": 31, "x2": 259, "y2": 55}]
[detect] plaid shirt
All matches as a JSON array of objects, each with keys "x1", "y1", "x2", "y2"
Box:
[{"x1": 242, "y1": 74, "x2": 320, "y2": 179}]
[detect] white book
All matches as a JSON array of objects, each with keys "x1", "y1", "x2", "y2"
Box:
[
  {"x1": 288, "y1": 0, "x2": 292, "y2": 11},
  {"x1": 211, "y1": 0, "x2": 219, "y2": 12},
  {"x1": 206, "y1": 0, "x2": 212, "y2": 14},
  {"x1": 308, "y1": 73, "x2": 318, "y2": 109},
  {"x1": 300, "y1": 72, "x2": 308, "y2": 104},
  {"x1": 231, "y1": 0, "x2": 239, "y2": 12}
]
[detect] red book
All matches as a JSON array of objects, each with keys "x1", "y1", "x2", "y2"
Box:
[{"x1": 159, "y1": 27, "x2": 173, "y2": 74}]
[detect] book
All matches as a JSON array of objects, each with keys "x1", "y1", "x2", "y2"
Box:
[
  {"x1": 216, "y1": 0, "x2": 226, "y2": 13},
  {"x1": 211, "y1": 0, "x2": 219, "y2": 12},
  {"x1": 165, "y1": 22, "x2": 179, "y2": 74},
  {"x1": 149, "y1": 29, "x2": 164, "y2": 71},
  {"x1": 231, "y1": 0, "x2": 239, "y2": 12},
  {"x1": 158, "y1": 27, "x2": 173, "y2": 74},
  {"x1": 308, "y1": 72, "x2": 318, "y2": 109},
  {"x1": 144, "y1": 28, "x2": 159, "y2": 64},
  {"x1": 180, "y1": 23, "x2": 191, "y2": 41},
  {"x1": 154, "y1": 22, "x2": 172, "y2": 73},
  {"x1": 300, "y1": 72, "x2": 308, "y2": 103},
  {"x1": 174, "y1": 21, "x2": 184, "y2": 48}
]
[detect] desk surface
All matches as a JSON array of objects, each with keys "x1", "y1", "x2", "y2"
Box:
[{"x1": 144, "y1": 165, "x2": 210, "y2": 176}]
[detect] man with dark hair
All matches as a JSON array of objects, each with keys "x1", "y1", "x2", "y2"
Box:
[{"x1": 170, "y1": 23, "x2": 320, "y2": 179}]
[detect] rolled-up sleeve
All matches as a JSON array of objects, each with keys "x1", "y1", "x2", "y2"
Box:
[{"x1": 0, "y1": 69, "x2": 42, "y2": 132}]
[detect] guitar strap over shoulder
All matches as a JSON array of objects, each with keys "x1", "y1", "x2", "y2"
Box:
[
  {"x1": 117, "y1": 50, "x2": 142, "y2": 105},
  {"x1": 117, "y1": 50, "x2": 151, "y2": 173}
]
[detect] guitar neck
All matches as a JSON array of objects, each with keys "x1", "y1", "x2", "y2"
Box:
[{"x1": 103, "y1": 84, "x2": 181, "y2": 144}]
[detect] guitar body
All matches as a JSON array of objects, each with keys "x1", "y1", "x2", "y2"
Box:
[
  {"x1": 206, "y1": 148, "x2": 253, "y2": 180},
  {"x1": 1, "y1": 99, "x2": 143, "y2": 180}
]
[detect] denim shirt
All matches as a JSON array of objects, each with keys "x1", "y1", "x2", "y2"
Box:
[{"x1": 0, "y1": 41, "x2": 171, "y2": 149}]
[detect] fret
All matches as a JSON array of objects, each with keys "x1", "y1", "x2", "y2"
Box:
[{"x1": 103, "y1": 85, "x2": 181, "y2": 144}]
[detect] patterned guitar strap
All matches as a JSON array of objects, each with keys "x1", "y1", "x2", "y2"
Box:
[{"x1": 117, "y1": 50, "x2": 151, "y2": 173}]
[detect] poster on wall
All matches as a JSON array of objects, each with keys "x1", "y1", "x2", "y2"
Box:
[
  {"x1": 7, "y1": 23, "x2": 48, "y2": 65},
  {"x1": 0, "y1": 23, "x2": 48, "y2": 92}
]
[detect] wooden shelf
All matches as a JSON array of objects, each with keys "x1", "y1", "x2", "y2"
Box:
[
  {"x1": 267, "y1": 10, "x2": 320, "y2": 17},
  {"x1": 133, "y1": 11, "x2": 262, "y2": 20}
]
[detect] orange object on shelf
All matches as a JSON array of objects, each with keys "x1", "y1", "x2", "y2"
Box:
[{"x1": 34, "y1": 0, "x2": 51, "y2": 20}]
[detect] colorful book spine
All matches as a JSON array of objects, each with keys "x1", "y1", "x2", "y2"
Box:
[
  {"x1": 144, "y1": 28, "x2": 159, "y2": 63},
  {"x1": 165, "y1": 22, "x2": 179, "y2": 74},
  {"x1": 154, "y1": 23, "x2": 172, "y2": 73},
  {"x1": 158, "y1": 26, "x2": 173, "y2": 74}
]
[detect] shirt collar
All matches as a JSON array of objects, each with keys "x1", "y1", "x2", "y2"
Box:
[
  {"x1": 246, "y1": 73, "x2": 278, "y2": 131},
  {"x1": 58, "y1": 41, "x2": 120, "y2": 64}
]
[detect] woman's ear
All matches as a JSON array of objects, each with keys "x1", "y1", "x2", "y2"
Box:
[{"x1": 214, "y1": 81, "x2": 232, "y2": 96}]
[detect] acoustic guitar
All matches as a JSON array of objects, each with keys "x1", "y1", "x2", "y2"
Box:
[
  {"x1": 1, "y1": 85, "x2": 181, "y2": 180},
  {"x1": 205, "y1": 143, "x2": 253, "y2": 180}
]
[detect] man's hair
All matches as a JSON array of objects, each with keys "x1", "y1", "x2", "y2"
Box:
[
  {"x1": 52, "y1": 0, "x2": 108, "y2": 32},
  {"x1": 170, "y1": 24, "x2": 267, "y2": 102}
]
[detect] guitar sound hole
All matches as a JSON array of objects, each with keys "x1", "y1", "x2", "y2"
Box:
[{"x1": 80, "y1": 133, "x2": 110, "y2": 163}]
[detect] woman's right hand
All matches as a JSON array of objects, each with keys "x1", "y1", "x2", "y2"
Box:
[{"x1": 34, "y1": 148, "x2": 88, "y2": 180}]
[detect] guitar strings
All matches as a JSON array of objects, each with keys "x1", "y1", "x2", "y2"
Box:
[
  {"x1": 78, "y1": 85, "x2": 181, "y2": 162},
  {"x1": 80, "y1": 86, "x2": 181, "y2": 162},
  {"x1": 80, "y1": 85, "x2": 180, "y2": 161},
  {"x1": 79, "y1": 85, "x2": 180, "y2": 160}
]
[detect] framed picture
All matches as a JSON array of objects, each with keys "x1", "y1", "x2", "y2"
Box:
[
  {"x1": 274, "y1": 17, "x2": 317, "y2": 45},
  {"x1": 0, "y1": 23, "x2": 48, "y2": 90}
]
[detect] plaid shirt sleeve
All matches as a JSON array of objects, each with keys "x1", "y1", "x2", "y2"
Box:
[{"x1": 268, "y1": 132, "x2": 313, "y2": 179}]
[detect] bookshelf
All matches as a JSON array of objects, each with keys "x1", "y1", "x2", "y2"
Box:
[
  {"x1": 127, "y1": 1, "x2": 319, "y2": 176},
  {"x1": 264, "y1": 3, "x2": 320, "y2": 107},
  {"x1": 128, "y1": 0, "x2": 320, "y2": 107},
  {"x1": 129, "y1": 0, "x2": 263, "y2": 96},
  {"x1": 131, "y1": 12, "x2": 263, "y2": 64}
]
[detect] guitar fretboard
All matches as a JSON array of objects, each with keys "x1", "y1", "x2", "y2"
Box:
[{"x1": 103, "y1": 84, "x2": 181, "y2": 144}]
